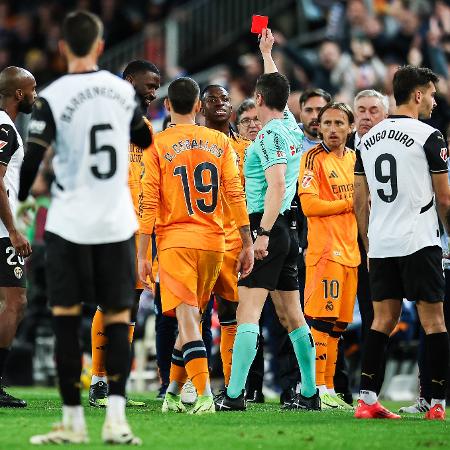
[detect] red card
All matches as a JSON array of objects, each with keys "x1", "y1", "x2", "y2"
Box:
[{"x1": 251, "y1": 15, "x2": 268, "y2": 34}]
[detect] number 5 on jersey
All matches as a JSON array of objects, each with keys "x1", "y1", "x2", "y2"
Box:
[{"x1": 174, "y1": 162, "x2": 219, "y2": 215}]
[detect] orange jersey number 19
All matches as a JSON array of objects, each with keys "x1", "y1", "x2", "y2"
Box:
[{"x1": 173, "y1": 162, "x2": 218, "y2": 215}]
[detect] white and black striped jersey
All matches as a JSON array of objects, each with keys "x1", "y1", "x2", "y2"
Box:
[
  {"x1": 0, "y1": 110, "x2": 24, "y2": 238},
  {"x1": 355, "y1": 115, "x2": 448, "y2": 258},
  {"x1": 27, "y1": 70, "x2": 142, "y2": 245}
]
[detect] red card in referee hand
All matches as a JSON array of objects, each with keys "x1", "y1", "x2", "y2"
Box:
[{"x1": 251, "y1": 15, "x2": 268, "y2": 34}]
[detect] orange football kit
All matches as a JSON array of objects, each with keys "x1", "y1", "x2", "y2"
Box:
[
  {"x1": 140, "y1": 124, "x2": 249, "y2": 316},
  {"x1": 213, "y1": 134, "x2": 251, "y2": 301},
  {"x1": 129, "y1": 117, "x2": 154, "y2": 290},
  {"x1": 298, "y1": 143, "x2": 360, "y2": 324}
]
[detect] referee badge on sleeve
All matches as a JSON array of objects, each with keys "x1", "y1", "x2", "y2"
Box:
[{"x1": 440, "y1": 148, "x2": 448, "y2": 162}]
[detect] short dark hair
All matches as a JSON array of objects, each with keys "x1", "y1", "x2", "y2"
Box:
[
  {"x1": 236, "y1": 98, "x2": 256, "y2": 123},
  {"x1": 200, "y1": 84, "x2": 226, "y2": 100},
  {"x1": 255, "y1": 73, "x2": 290, "y2": 111},
  {"x1": 299, "y1": 88, "x2": 332, "y2": 108},
  {"x1": 318, "y1": 102, "x2": 354, "y2": 124},
  {"x1": 393, "y1": 65, "x2": 439, "y2": 106},
  {"x1": 122, "y1": 60, "x2": 160, "y2": 79},
  {"x1": 62, "y1": 10, "x2": 103, "y2": 57},
  {"x1": 168, "y1": 77, "x2": 200, "y2": 114}
]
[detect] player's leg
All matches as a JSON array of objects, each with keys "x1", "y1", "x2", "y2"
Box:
[
  {"x1": 214, "y1": 246, "x2": 240, "y2": 387},
  {"x1": 304, "y1": 259, "x2": 348, "y2": 408},
  {"x1": 214, "y1": 285, "x2": 267, "y2": 410},
  {"x1": 271, "y1": 289, "x2": 319, "y2": 411},
  {"x1": 96, "y1": 236, "x2": 141, "y2": 445},
  {"x1": 176, "y1": 303, "x2": 212, "y2": 410},
  {"x1": 216, "y1": 295, "x2": 238, "y2": 386},
  {"x1": 89, "y1": 306, "x2": 108, "y2": 407},
  {"x1": 324, "y1": 266, "x2": 357, "y2": 409},
  {"x1": 154, "y1": 282, "x2": 178, "y2": 399},
  {"x1": 30, "y1": 232, "x2": 89, "y2": 445},
  {"x1": 417, "y1": 301, "x2": 448, "y2": 420},
  {"x1": 159, "y1": 248, "x2": 222, "y2": 414},
  {"x1": 355, "y1": 298, "x2": 402, "y2": 419},
  {"x1": 0, "y1": 287, "x2": 27, "y2": 407},
  {"x1": 162, "y1": 334, "x2": 188, "y2": 413},
  {"x1": 0, "y1": 236, "x2": 28, "y2": 407}
]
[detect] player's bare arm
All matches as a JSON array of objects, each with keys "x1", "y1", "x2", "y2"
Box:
[
  {"x1": 431, "y1": 172, "x2": 450, "y2": 235},
  {"x1": 236, "y1": 224, "x2": 254, "y2": 278},
  {"x1": 254, "y1": 164, "x2": 286, "y2": 260},
  {"x1": 0, "y1": 165, "x2": 31, "y2": 257},
  {"x1": 137, "y1": 233, "x2": 154, "y2": 289},
  {"x1": 354, "y1": 174, "x2": 370, "y2": 253},
  {"x1": 259, "y1": 28, "x2": 277, "y2": 74}
]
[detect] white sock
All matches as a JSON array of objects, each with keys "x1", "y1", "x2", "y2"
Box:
[
  {"x1": 359, "y1": 390, "x2": 377, "y2": 405},
  {"x1": 62, "y1": 405, "x2": 86, "y2": 432},
  {"x1": 91, "y1": 375, "x2": 107, "y2": 385},
  {"x1": 106, "y1": 395, "x2": 126, "y2": 423},
  {"x1": 431, "y1": 398, "x2": 446, "y2": 409},
  {"x1": 318, "y1": 385, "x2": 328, "y2": 395},
  {"x1": 167, "y1": 381, "x2": 181, "y2": 395},
  {"x1": 328, "y1": 388, "x2": 337, "y2": 396}
]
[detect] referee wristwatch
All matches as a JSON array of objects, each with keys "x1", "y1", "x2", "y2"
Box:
[{"x1": 256, "y1": 226, "x2": 271, "y2": 237}]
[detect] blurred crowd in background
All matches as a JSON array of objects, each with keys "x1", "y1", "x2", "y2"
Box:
[{"x1": 4, "y1": 0, "x2": 450, "y2": 398}]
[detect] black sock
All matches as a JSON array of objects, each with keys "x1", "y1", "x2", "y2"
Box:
[
  {"x1": 0, "y1": 348, "x2": 10, "y2": 380},
  {"x1": 104, "y1": 323, "x2": 130, "y2": 397},
  {"x1": 360, "y1": 329, "x2": 389, "y2": 392},
  {"x1": 426, "y1": 332, "x2": 449, "y2": 400},
  {"x1": 52, "y1": 316, "x2": 82, "y2": 406}
]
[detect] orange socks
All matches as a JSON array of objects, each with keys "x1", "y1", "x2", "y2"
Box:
[
  {"x1": 311, "y1": 327, "x2": 328, "y2": 386},
  {"x1": 182, "y1": 341, "x2": 211, "y2": 396},
  {"x1": 91, "y1": 309, "x2": 136, "y2": 378},
  {"x1": 220, "y1": 324, "x2": 237, "y2": 386},
  {"x1": 91, "y1": 309, "x2": 107, "y2": 377},
  {"x1": 325, "y1": 333, "x2": 340, "y2": 390},
  {"x1": 128, "y1": 323, "x2": 135, "y2": 345}
]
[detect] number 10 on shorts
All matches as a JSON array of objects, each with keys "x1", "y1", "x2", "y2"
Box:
[{"x1": 322, "y1": 279, "x2": 339, "y2": 299}]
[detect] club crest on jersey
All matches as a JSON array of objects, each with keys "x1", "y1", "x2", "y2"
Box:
[
  {"x1": 0, "y1": 140, "x2": 7, "y2": 151},
  {"x1": 440, "y1": 148, "x2": 448, "y2": 162},
  {"x1": 290, "y1": 145, "x2": 296, "y2": 155},
  {"x1": 301, "y1": 174, "x2": 313, "y2": 188},
  {"x1": 14, "y1": 267, "x2": 23, "y2": 279},
  {"x1": 276, "y1": 150, "x2": 286, "y2": 158}
]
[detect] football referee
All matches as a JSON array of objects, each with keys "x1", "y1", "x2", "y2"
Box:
[{"x1": 215, "y1": 28, "x2": 318, "y2": 412}]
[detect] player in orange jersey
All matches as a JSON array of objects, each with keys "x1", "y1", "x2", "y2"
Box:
[
  {"x1": 298, "y1": 102, "x2": 359, "y2": 409},
  {"x1": 200, "y1": 84, "x2": 252, "y2": 389},
  {"x1": 89, "y1": 60, "x2": 160, "y2": 408},
  {"x1": 138, "y1": 77, "x2": 253, "y2": 414}
]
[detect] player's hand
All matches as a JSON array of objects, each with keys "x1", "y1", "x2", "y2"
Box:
[
  {"x1": 254, "y1": 235, "x2": 269, "y2": 260},
  {"x1": 9, "y1": 229, "x2": 32, "y2": 257},
  {"x1": 138, "y1": 257, "x2": 154, "y2": 290},
  {"x1": 236, "y1": 245, "x2": 254, "y2": 279},
  {"x1": 259, "y1": 28, "x2": 274, "y2": 54}
]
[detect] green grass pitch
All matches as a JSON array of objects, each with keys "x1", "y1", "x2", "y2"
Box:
[{"x1": 1, "y1": 388, "x2": 449, "y2": 449}]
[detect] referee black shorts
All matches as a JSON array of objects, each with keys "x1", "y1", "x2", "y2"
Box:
[
  {"x1": 45, "y1": 231, "x2": 135, "y2": 311},
  {"x1": 370, "y1": 245, "x2": 444, "y2": 303},
  {"x1": 238, "y1": 211, "x2": 299, "y2": 291}
]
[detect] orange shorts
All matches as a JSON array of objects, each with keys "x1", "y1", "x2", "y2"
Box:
[
  {"x1": 134, "y1": 233, "x2": 152, "y2": 290},
  {"x1": 213, "y1": 245, "x2": 241, "y2": 301},
  {"x1": 304, "y1": 259, "x2": 357, "y2": 324},
  {"x1": 159, "y1": 247, "x2": 223, "y2": 316}
]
